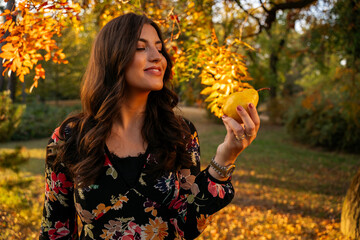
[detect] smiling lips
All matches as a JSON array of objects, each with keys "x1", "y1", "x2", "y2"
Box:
[{"x1": 144, "y1": 66, "x2": 162, "y2": 76}]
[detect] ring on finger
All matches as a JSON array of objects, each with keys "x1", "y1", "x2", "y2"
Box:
[
  {"x1": 235, "y1": 134, "x2": 246, "y2": 141},
  {"x1": 245, "y1": 131, "x2": 254, "y2": 137}
]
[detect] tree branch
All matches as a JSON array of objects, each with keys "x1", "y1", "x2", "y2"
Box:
[
  {"x1": 233, "y1": 0, "x2": 318, "y2": 37},
  {"x1": 233, "y1": 0, "x2": 264, "y2": 38},
  {"x1": 233, "y1": 0, "x2": 262, "y2": 24},
  {"x1": 265, "y1": 0, "x2": 317, "y2": 29},
  {"x1": 259, "y1": 0, "x2": 270, "y2": 13}
]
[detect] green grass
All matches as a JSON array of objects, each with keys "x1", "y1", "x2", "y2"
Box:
[
  {"x1": 1, "y1": 106, "x2": 359, "y2": 239},
  {"x1": 0, "y1": 138, "x2": 48, "y2": 175}
]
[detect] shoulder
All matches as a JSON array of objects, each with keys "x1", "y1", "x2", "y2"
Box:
[
  {"x1": 46, "y1": 125, "x2": 73, "y2": 163},
  {"x1": 49, "y1": 125, "x2": 72, "y2": 144},
  {"x1": 50, "y1": 113, "x2": 84, "y2": 145},
  {"x1": 181, "y1": 117, "x2": 197, "y2": 135}
]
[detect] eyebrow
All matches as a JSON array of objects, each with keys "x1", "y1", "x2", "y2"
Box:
[{"x1": 138, "y1": 38, "x2": 162, "y2": 45}]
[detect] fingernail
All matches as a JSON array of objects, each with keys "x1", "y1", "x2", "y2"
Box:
[
  {"x1": 222, "y1": 114, "x2": 227, "y2": 118},
  {"x1": 237, "y1": 105, "x2": 243, "y2": 111},
  {"x1": 249, "y1": 103, "x2": 253, "y2": 109}
]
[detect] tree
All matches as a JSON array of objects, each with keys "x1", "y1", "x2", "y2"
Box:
[
  {"x1": 0, "y1": 0, "x2": 81, "y2": 100},
  {"x1": 230, "y1": 0, "x2": 318, "y2": 122},
  {"x1": 342, "y1": 168, "x2": 360, "y2": 239},
  {"x1": 0, "y1": 0, "x2": 16, "y2": 101},
  {"x1": 34, "y1": 13, "x2": 98, "y2": 102}
]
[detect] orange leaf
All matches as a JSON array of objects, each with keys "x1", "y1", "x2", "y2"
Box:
[
  {"x1": 10, "y1": 63, "x2": 17, "y2": 72},
  {"x1": 14, "y1": 58, "x2": 22, "y2": 69},
  {"x1": 2, "y1": 43, "x2": 16, "y2": 53},
  {"x1": 35, "y1": 64, "x2": 45, "y2": 78},
  {"x1": 0, "y1": 51, "x2": 15, "y2": 59},
  {"x1": 29, "y1": 80, "x2": 38, "y2": 93},
  {"x1": 19, "y1": 74, "x2": 24, "y2": 82},
  {"x1": 44, "y1": 52, "x2": 51, "y2": 61},
  {"x1": 23, "y1": 60, "x2": 33, "y2": 68}
]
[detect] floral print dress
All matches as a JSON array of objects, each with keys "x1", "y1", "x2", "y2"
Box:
[{"x1": 39, "y1": 120, "x2": 234, "y2": 240}]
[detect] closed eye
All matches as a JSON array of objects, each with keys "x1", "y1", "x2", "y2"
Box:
[{"x1": 137, "y1": 47, "x2": 164, "y2": 54}]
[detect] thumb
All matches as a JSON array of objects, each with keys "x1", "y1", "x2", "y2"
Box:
[{"x1": 222, "y1": 115, "x2": 233, "y2": 140}]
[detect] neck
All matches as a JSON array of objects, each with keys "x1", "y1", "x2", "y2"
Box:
[
  {"x1": 106, "y1": 92, "x2": 149, "y2": 157},
  {"x1": 113, "y1": 91, "x2": 149, "y2": 132}
]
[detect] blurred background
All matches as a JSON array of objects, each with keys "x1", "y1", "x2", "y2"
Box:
[{"x1": 0, "y1": 0, "x2": 359, "y2": 239}]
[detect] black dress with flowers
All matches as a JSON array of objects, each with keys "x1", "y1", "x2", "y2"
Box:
[{"x1": 39, "y1": 119, "x2": 234, "y2": 240}]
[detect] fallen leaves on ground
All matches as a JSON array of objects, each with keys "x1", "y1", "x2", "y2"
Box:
[
  {"x1": 199, "y1": 204, "x2": 344, "y2": 240},
  {"x1": 198, "y1": 168, "x2": 350, "y2": 240}
]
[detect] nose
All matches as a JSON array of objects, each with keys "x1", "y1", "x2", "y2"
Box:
[{"x1": 148, "y1": 46, "x2": 162, "y2": 62}]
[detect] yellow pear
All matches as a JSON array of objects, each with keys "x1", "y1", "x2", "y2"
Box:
[{"x1": 222, "y1": 89, "x2": 259, "y2": 123}]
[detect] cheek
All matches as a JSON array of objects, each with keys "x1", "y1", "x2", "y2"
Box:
[
  {"x1": 125, "y1": 54, "x2": 143, "y2": 82},
  {"x1": 134, "y1": 56, "x2": 146, "y2": 70},
  {"x1": 162, "y1": 57, "x2": 168, "y2": 71}
]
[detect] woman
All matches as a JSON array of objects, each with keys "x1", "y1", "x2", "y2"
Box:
[{"x1": 39, "y1": 13, "x2": 260, "y2": 240}]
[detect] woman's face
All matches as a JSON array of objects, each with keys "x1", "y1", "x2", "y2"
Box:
[{"x1": 125, "y1": 24, "x2": 167, "y2": 95}]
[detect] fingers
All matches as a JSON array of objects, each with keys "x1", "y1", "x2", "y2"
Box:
[
  {"x1": 247, "y1": 103, "x2": 261, "y2": 132},
  {"x1": 221, "y1": 102, "x2": 260, "y2": 151},
  {"x1": 235, "y1": 103, "x2": 260, "y2": 138},
  {"x1": 217, "y1": 103, "x2": 261, "y2": 166},
  {"x1": 222, "y1": 115, "x2": 245, "y2": 142},
  {"x1": 222, "y1": 115, "x2": 247, "y2": 145}
]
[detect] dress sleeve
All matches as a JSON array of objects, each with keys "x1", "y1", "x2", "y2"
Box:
[
  {"x1": 39, "y1": 127, "x2": 78, "y2": 240},
  {"x1": 168, "y1": 119, "x2": 234, "y2": 239}
]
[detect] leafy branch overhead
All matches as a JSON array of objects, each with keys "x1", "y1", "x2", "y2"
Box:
[
  {"x1": 0, "y1": 0, "x2": 82, "y2": 91},
  {"x1": 200, "y1": 30, "x2": 254, "y2": 118},
  {"x1": 0, "y1": 0, "x2": 256, "y2": 120},
  {"x1": 0, "y1": 0, "x2": 184, "y2": 92}
]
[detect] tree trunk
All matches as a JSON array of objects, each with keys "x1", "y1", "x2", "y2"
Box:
[
  {"x1": 0, "y1": 0, "x2": 16, "y2": 94},
  {"x1": 8, "y1": 71, "x2": 17, "y2": 101},
  {"x1": 267, "y1": 37, "x2": 287, "y2": 124},
  {"x1": 0, "y1": 5, "x2": 7, "y2": 90},
  {"x1": 21, "y1": 81, "x2": 26, "y2": 103},
  {"x1": 341, "y1": 169, "x2": 360, "y2": 239},
  {"x1": 0, "y1": 25, "x2": 4, "y2": 90},
  {"x1": 269, "y1": 51, "x2": 278, "y2": 99},
  {"x1": 0, "y1": 59, "x2": 4, "y2": 91}
]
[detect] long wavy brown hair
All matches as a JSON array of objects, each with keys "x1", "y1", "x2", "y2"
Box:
[{"x1": 51, "y1": 13, "x2": 193, "y2": 187}]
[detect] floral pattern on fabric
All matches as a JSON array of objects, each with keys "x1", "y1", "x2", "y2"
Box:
[
  {"x1": 207, "y1": 178, "x2": 226, "y2": 198},
  {"x1": 39, "y1": 120, "x2": 234, "y2": 240},
  {"x1": 143, "y1": 217, "x2": 169, "y2": 240},
  {"x1": 104, "y1": 154, "x2": 118, "y2": 180},
  {"x1": 155, "y1": 173, "x2": 175, "y2": 193},
  {"x1": 51, "y1": 172, "x2": 73, "y2": 195},
  {"x1": 48, "y1": 220, "x2": 71, "y2": 240}
]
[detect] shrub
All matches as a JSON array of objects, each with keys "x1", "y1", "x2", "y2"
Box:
[
  {"x1": 0, "y1": 147, "x2": 29, "y2": 173},
  {"x1": 0, "y1": 91, "x2": 25, "y2": 142},
  {"x1": 11, "y1": 102, "x2": 81, "y2": 141},
  {"x1": 286, "y1": 91, "x2": 360, "y2": 153}
]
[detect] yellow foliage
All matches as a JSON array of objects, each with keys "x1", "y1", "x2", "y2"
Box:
[
  {"x1": 96, "y1": 0, "x2": 180, "y2": 41},
  {"x1": 199, "y1": 30, "x2": 253, "y2": 118},
  {"x1": 0, "y1": 0, "x2": 81, "y2": 91}
]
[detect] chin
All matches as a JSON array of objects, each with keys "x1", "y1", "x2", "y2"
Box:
[
  {"x1": 151, "y1": 81, "x2": 164, "y2": 91},
  {"x1": 152, "y1": 85, "x2": 163, "y2": 92}
]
